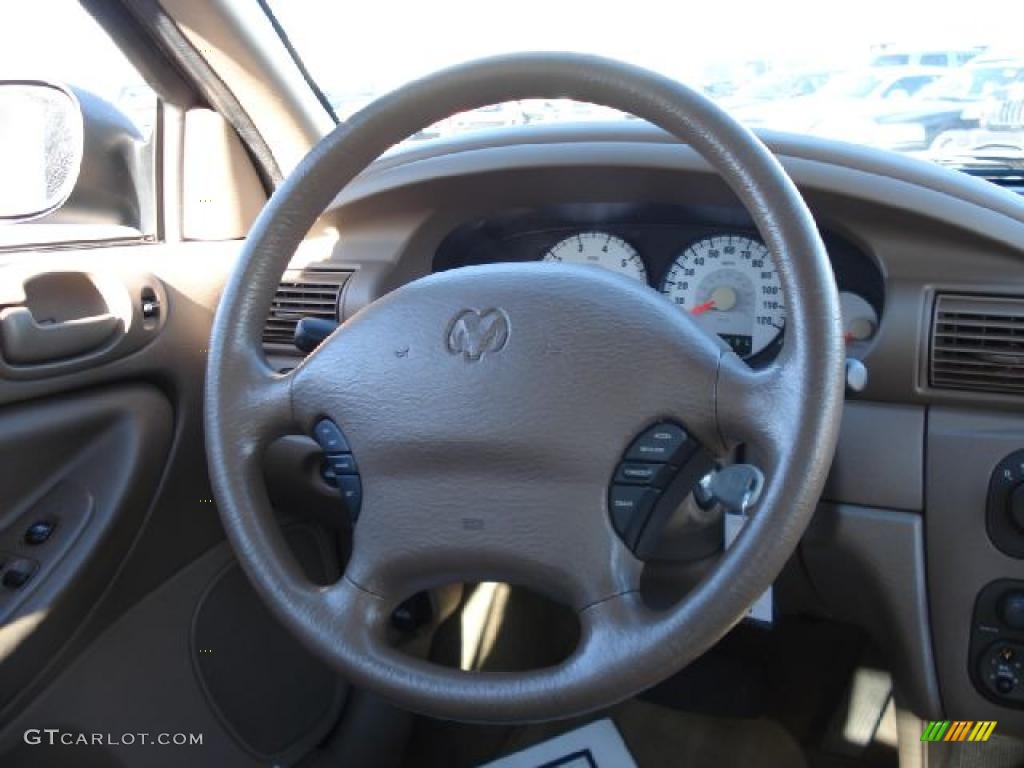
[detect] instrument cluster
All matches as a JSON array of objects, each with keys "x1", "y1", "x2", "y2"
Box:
[{"x1": 433, "y1": 203, "x2": 884, "y2": 365}]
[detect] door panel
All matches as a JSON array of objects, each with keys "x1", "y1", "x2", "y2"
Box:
[
  {"x1": 0, "y1": 241, "x2": 350, "y2": 766},
  {"x1": 0, "y1": 527, "x2": 344, "y2": 768},
  {"x1": 0, "y1": 242, "x2": 239, "y2": 723},
  {"x1": 0, "y1": 385, "x2": 173, "y2": 713}
]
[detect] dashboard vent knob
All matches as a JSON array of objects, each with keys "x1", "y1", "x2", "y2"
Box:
[{"x1": 262, "y1": 269, "x2": 349, "y2": 350}]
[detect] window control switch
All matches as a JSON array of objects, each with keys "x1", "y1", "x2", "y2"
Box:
[
  {"x1": 25, "y1": 520, "x2": 57, "y2": 546},
  {"x1": 2, "y1": 558, "x2": 38, "y2": 590}
]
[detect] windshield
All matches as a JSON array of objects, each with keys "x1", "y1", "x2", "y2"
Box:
[
  {"x1": 742, "y1": 72, "x2": 832, "y2": 100},
  {"x1": 816, "y1": 73, "x2": 885, "y2": 99},
  {"x1": 918, "y1": 63, "x2": 1024, "y2": 101},
  {"x1": 270, "y1": 0, "x2": 1023, "y2": 170}
]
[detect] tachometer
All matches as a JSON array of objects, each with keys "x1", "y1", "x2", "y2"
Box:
[
  {"x1": 660, "y1": 234, "x2": 784, "y2": 359},
  {"x1": 542, "y1": 231, "x2": 646, "y2": 282}
]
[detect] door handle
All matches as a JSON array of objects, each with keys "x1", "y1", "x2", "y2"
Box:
[{"x1": 0, "y1": 306, "x2": 121, "y2": 364}]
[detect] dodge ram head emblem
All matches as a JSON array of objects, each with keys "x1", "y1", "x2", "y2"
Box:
[{"x1": 445, "y1": 308, "x2": 510, "y2": 361}]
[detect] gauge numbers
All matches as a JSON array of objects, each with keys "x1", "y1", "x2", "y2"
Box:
[
  {"x1": 542, "y1": 231, "x2": 646, "y2": 282},
  {"x1": 660, "y1": 235, "x2": 785, "y2": 359}
]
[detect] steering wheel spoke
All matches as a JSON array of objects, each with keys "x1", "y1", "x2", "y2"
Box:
[
  {"x1": 716, "y1": 353, "x2": 797, "y2": 456},
  {"x1": 337, "y1": 470, "x2": 644, "y2": 611},
  {"x1": 246, "y1": 368, "x2": 296, "y2": 441},
  {"x1": 236, "y1": 386, "x2": 296, "y2": 478}
]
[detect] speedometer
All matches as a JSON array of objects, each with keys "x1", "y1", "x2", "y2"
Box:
[
  {"x1": 542, "y1": 231, "x2": 646, "y2": 282},
  {"x1": 660, "y1": 234, "x2": 785, "y2": 359}
]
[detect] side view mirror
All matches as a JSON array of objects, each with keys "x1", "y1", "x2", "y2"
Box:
[{"x1": 0, "y1": 81, "x2": 83, "y2": 222}]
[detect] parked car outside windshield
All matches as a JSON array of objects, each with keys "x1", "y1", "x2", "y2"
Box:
[{"x1": 274, "y1": 0, "x2": 1024, "y2": 176}]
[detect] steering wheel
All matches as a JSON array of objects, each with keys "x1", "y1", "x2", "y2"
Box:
[{"x1": 205, "y1": 53, "x2": 844, "y2": 723}]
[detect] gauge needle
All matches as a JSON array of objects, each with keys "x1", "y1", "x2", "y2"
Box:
[{"x1": 692, "y1": 287, "x2": 738, "y2": 315}]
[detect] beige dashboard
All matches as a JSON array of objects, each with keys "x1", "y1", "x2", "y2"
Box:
[{"x1": 263, "y1": 122, "x2": 1024, "y2": 730}]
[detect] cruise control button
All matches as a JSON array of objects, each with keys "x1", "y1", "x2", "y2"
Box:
[
  {"x1": 313, "y1": 419, "x2": 350, "y2": 454},
  {"x1": 614, "y1": 462, "x2": 672, "y2": 487},
  {"x1": 337, "y1": 475, "x2": 363, "y2": 520},
  {"x1": 327, "y1": 453, "x2": 358, "y2": 476},
  {"x1": 609, "y1": 484, "x2": 658, "y2": 547},
  {"x1": 625, "y1": 423, "x2": 692, "y2": 464}
]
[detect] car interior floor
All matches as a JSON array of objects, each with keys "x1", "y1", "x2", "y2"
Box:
[{"x1": 391, "y1": 585, "x2": 901, "y2": 768}]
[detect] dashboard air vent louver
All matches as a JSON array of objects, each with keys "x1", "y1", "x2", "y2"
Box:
[
  {"x1": 960, "y1": 168, "x2": 1024, "y2": 197},
  {"x1": 262, "y1": 270, "x2": 349, "y2": 349},
  {"x1": 930, "y1": 294, "x2": 1024, "y2": 395}
]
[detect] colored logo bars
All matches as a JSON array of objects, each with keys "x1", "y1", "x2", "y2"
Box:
[{"x1": 921, "y1": 721, "x2": 997, "y2": 742}]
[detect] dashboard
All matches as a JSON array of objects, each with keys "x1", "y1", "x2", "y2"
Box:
[
  {"x1": 432, "y1": 202, "x2": 885, "y2": 365},
  {"x1": 273, "y1": 122, "x2": 1024, "y2": 734}
]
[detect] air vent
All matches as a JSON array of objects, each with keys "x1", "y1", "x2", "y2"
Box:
[
  {"x1": 930, "y1": 294, "x2": 1024, "y2": 395},
  {"x1": 960, "y1": 167, "x2": 1024, "y2": 197},
  {"x1": 263, "y1": 270, "x2": 349, "y2": 349}
]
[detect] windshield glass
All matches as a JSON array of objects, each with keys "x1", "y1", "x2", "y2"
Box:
[
  {"x1": 816, "y1": 73, "x2": 884, "y2": 99},
  {"x1": 270, "y1": 0, "x2": 1022, "y2": 170},
  {"x1": 918, "y1": 63, "x2": 1024, "y2": 101},
  {"x1": 742, "y1": 72, "x2": 832, "y2": 100}
]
